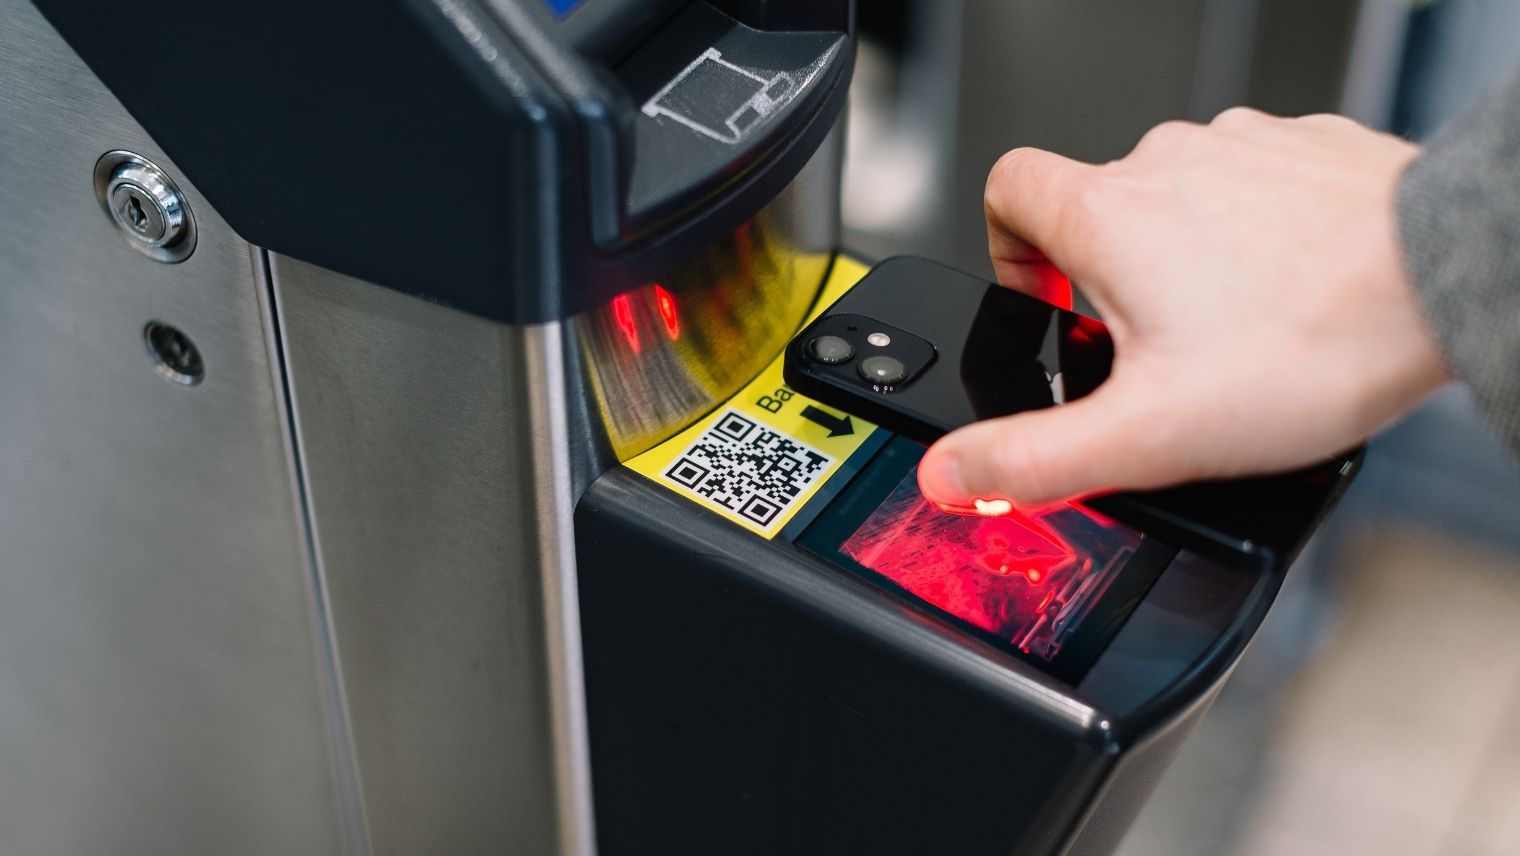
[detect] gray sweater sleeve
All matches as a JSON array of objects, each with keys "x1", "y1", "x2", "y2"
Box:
[{"x1": 1398, "y1": 70, "x2": 1520, "y2": 453}]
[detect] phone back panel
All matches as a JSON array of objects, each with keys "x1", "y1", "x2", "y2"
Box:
[
  {"x1": 787, "y1": 256, "x2": 1107, "y2": 440},
  {"x1": 785, "y1": 256, "x2": 1358, "y2": 568}
]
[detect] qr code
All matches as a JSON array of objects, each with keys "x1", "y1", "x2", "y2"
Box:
[{"x1": 663, "y1": 410, "x2": 833, "y2": 530}]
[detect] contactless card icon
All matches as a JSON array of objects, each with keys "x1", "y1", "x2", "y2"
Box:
[{"x1": 642, "y1": 48, "x2": 797, "y2": 145}]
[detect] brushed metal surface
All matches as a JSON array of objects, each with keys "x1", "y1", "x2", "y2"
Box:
[
  {"x1": 4, "y1": 2, "x2": 845, "y2": 852},
  {"x1": 0, "y1": 1, "x2": 350, "y2": 854},
  {"x1": 268, "y1": 130, "x2": 844, "y2": 855},
  {"x1": 522, "y1": 322, "x2": 597, "y2": 856},
  {"x1": 271, "y1": 259, "x2": 586, "y2": 856}
]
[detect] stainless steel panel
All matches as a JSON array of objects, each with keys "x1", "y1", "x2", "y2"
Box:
[
  {"x1": 0, "y1": 1, "x2": 349, "y2": 854},
  {"x1": 1, "y1": 3, "x2": 844, "y2": 852},
  {"x1": 269, "y1": 126, "x2": 845, "y2": 856},
  {"x1": 270, "y1": 260, "x2": 589, "y2": 856}
]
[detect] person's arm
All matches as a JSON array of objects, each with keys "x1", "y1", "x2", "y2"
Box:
[
  {"x1": 1400, "y1": 70, "x2": 1520, "y2": 453},
  {"x1": 917, "y1": 107, "x2": 1456, "y2": 509}
]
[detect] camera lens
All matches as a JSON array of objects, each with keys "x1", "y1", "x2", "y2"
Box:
[
  {"x1": 808, "y1": 335, "x2": 855, "y2": 364},
  {"x1": 859, "y1": 355, "x2": 908, "y2": 386}
]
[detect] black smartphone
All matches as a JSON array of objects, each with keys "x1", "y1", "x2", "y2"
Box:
[{"x1": 784, "y1": 256, "x2": 1359, "y2": 567}]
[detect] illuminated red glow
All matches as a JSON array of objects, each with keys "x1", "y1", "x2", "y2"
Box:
[
  {"x1": 842, "y1": 473, "x2": 1141, "y2": 660},
  {"x1": 612, "y1": 293, "x2": 640, "y2": 353},
  {"x1": 970, "y1": 516, "x2": 1070, "y2": 583},
  {"x1": 1069, "y1": 503, "x2": 1119, "y2": 529},
  {"x1": 933, "y1": 493, "x2": 1120, "y2": 532},
  {"x1": 653, "y1": 284, "x2": 681, "y2": 340},
  {"x1": 930, "y1": 492, "x2": 1064, "y2": 519},
  {"x1": 610, "y1": 285, "x2": 683, "y2": 354},
  {"x1": 1029, "y1": 266, "x2": 1073, "y2": 310}
]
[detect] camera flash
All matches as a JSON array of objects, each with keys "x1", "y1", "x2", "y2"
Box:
[{"x1": 867, "y1": 332, "x2": 891, "y2": 347}]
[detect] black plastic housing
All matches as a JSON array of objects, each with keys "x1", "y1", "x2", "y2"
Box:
[
  {"x1": 575, "y1": 466, "x2": 1281, "y2": 855},
  {"x1": 33, "y1": 0, "x2": 854, "y2": 322}
]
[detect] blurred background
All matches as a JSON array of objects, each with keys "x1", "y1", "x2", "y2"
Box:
[{"x1": 839, "y1": 1, "x2": 1520, "y2": 854}]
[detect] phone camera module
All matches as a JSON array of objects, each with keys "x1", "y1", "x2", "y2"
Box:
[
  {"x1": 859, "y1": 355, "x2": 908, "y2": 386},
  {"x1": 809, "y1": 335, "x2": 855, "y2": 365}
]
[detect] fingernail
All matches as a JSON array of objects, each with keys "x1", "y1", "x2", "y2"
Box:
[
  {"x1": 972, "y1": 498, "x2": 1014, "y2": 516},
  {"x1": 917, "y1": 450, "x2": 968, "y2": 503}
]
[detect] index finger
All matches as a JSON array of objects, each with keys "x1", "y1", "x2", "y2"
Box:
[{"x1": 985, "y1": 148, "x2": 1096, "y2": 305}]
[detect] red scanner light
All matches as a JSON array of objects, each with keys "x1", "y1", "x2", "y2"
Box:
[
  {"x1": 931, "y1": 495, "x2": 1066, "y2": 522},
  {"x1": 841, "y1": 470, "x2": 1141, "y2": 660},
  {"x1": 612, "y1": 293, "x2": 640, "y2": 353},
  {"x1": 610, "y1": 286, "x2": 681, "y2": 353},
  {"x1": 653, "y1": 284, "x2": 681, "y2": 341}
]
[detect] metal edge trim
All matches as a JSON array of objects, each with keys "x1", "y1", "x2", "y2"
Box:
[
  {"x1": 522, "y1": 322, "x2": 599, "y2": 856},
  {"x1": 254, "y1": 247, "x2": 374, "y2": 856}
]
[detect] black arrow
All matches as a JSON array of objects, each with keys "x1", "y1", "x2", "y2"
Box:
[{"x1": 801, "y1": 405, "x2": 854, "y2": 438}]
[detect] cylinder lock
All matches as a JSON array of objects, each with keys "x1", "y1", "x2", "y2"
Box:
[{"x1": 93, "y1": 151, "x2": 197, "y2": 262}]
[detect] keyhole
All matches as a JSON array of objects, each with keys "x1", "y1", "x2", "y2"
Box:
[{"x1": 126, "y1": 194, "x2": 149, "y2": 231}]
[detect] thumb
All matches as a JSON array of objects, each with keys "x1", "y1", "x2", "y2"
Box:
[{"x1": 917, "y1": 378, "x2": 1178, "y2": 508}]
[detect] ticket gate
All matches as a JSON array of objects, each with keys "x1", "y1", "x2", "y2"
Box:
[{"x1": 0, "y1": 1, "x2": 1348, "y2": 854}]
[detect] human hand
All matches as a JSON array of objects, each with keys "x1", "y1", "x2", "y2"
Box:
[{"x1": 917, "y1": 108, "x2": 1449, "y2": 509}]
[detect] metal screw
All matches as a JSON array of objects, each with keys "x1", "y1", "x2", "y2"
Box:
[
  {"x1": 143, "y1": 321, "x2": 205, "y2": 386},
  {"x1": 94, "y1": 151, "x2": 197, "y2": 263}
]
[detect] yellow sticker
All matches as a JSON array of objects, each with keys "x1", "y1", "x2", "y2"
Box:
[{"x1": 626, "y1": 256, "x2": 876, "y2": 537}]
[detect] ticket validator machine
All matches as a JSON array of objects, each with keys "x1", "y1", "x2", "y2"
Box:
[{"x1": 1, "y1": 1, "x2": 1350, "y2": 854}]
